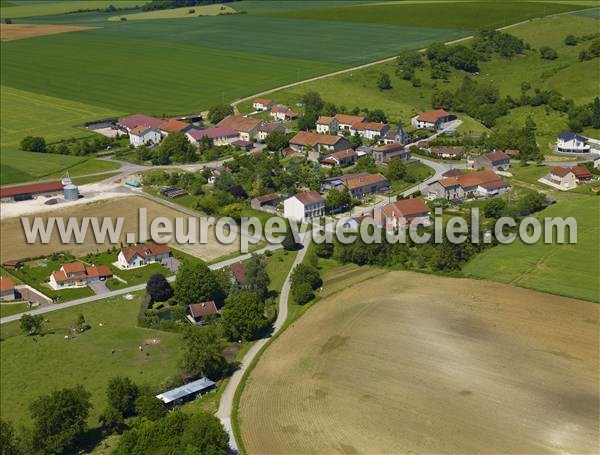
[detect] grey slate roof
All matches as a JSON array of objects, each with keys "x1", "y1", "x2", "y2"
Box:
[{"x1": 558, "y1": 131, "x2": 586, "y2": 142}]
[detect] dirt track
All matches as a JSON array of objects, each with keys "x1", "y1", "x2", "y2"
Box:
[
  {"x1": 239, "y1": 270, "x2": 599, "y2": 454},
  {"x1": 0, "y1": 24, "x2": 96, "y2": 41}
]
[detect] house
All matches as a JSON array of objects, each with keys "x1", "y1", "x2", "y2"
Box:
[
  {"x1": 356, "y1": 145, "x2": 372, "y2": 157},
  {"x1": 542, "y1": 166, "x2": 593, "y2": 190},
  {"x1": 256, "y1": 122, "x2": 285, "y2": 141},
  {"x1": 156, "y1": 377, "x2": 215, "y2": 409},
  {"x1": 425, "y1": 170, "x2": 510, "y2": 200},
  {"x1": 430, "y1": 147, "x2": 464, "y2": 159},
  {"x1": 118, "y1": 114, "x2": 164, "y2": 133},
  {"x1": 342, "y1": 173, "x2": 391, "y2": 199},
  {"x1": 49, "y1": 262, "x2": 112, "y2": 289},
  {"x1": 474, "y1": 150, "x2": 511, "y2": 171},
  {"x1": 380, "y1": 124, "x2": 410, "y2": 145},
  {"x1": 289, "y1": 131, "x2": 352, "y2": 160},
  {"x1": 556, "y1": 131, "x2": 590, "y2": 153},
  {"x1": 350, "y1": 122, "x2": 389, "y2": 141},
  {"x1": 0, "y1": 277, "x2": 15, "y2": 301},
  {"x1": 283, "y1": 191, "x2": 325, "y2": 221},
  {"x1": 334, "y1": 114, "x2": 365, "y2": 134},
  {"x1": 270, "y1": 104, "x2": 298, "y2": 121},
  {"x1": 316, "y1": 116, "x2": 339, "y2": 135},
  {"x1": 186, "y1": 127, "x2": 239, "y2": 147},
  {"x1": 159, "y1": 118, "x2": 192, "y2": 136},
  {"x1": 412, "y1": 109, "x2": 454, "y2": 130},
  {"x1": 187, "y1": 301, "x2": 219, "y2": 325},
  {"x1": 321, "y1": 149, "x2": 358, "y2": 167},
  {"x1": 250, "y1": 193, "x2": 281, "y2": 213},
  {"x1": 117, "y1": 242, "x2": 171, "y2": 269},
  {"x1": 129, "y1": 125, "x2": 162, "y2": 147},
  {"x1": 217, "y1": 116, "x2": 262, "y2": 141},
  {"x1": 372, "y1": 142, "x2": 410, "y2": 164},
  {"x1": 0, "y1": 181, "x2": 64, "y2": 201},
  {"x1": 252, "y1": 98, "x2": 274, "y2": 111},
  {"x1": 376, "y1": 197, "x2": 431, "y2": 231},
  {"x1": 229, "y1": 262, "x2": 246, "y2": 286}
]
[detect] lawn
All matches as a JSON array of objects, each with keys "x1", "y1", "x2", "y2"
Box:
[
  {"x1": 463, "y1": 193, "x2": 600, "y2": 302},
  {"x1": 0, "y1": 302, "x2": 29, "y2": 318},
  {"x1": 0, "y1": 0, "x2": 149, "y2": 19},
  {"x1": 258, "y1": 1, "x2": 593, "y2": 30},
  {"x1": 0, "y1": 292, "x2": 183, "y2": 426},
  {"x1": 0, "y1": 85, "x2": 122, "y2": 148},
  {"x1": 0, "y1": 149, "x2": 121, "y2": 185}
]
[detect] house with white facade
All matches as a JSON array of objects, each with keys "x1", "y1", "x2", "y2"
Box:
[
  {"x1": 129, "y1": 125, "x2": 162, "y2": 147},
  {"x1": 375, "y1": 197, "x2": 431, "y2": 231},
  {"x1": 117, "y1": 242, "x2": 171, "y2": 269},
  {"x1": 0, "y1": 277, "x2": 15, "y2": 301},
  {"x1": 49, "y1": 262, "x2": 113, "y2": 290},
  {"x1": 283, "y1": 191, "x2": 325, "y2": 221},
  {"x1": 270, "y1": 104, "x2": 298, "y2": 121},
  {"x1": 217, "y1": 116, "x2": 262, "y2": 141},
  {"x1": 380, "y1": 124, "x2": 410, "y2": 145},
  {"x1": 540, "y1": 166, "x2": 593, "y2": 190},
  {"x1": 412, "y1": 109, "x2": 454, "y2": 130},
  {"x1": 289, "y1": 131, "x2": 352, "y2": 161},
  {"x1": 316, "y1": 116, "x2": 339, "y2": 134},
  {"x1": 252, "y1": 98, "x2": 274, "y2": 111},
  {"x1": 556, "y1": 131, "x2": 590, "y2": 153},
  {"x1": 334, "y1": 114, "x2": 365, "y2": 134},
  {"x1": 186, "y1": 127, "x2": 239, "y2": 146},
  {"x1": 473, "y1": 150, "x2": 511, "y2": 171},
  {"x1": 257, "y1": 122, "x2": 285, "y2": 141},
  {"x1": 425, "y1": 170, "x2": 510, "y2": 200},
  {"x1": 350, "y1": 122, "x2": 389, "y2": 141}
]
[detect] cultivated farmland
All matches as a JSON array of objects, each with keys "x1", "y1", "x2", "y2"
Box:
[
  {"x1": 0, "y1": 23, "x2": 96, "y2": 41},
  {"x1": 239, "y1": 269, "x2": 599, "y2": 454},
  {"x1": 0, "y1": 0, "x2": 150, "y2": 19}
]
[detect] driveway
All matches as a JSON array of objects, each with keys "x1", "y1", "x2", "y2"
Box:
[{"x1": 88, "y1": 281, "x2": 110, "y2": 296}]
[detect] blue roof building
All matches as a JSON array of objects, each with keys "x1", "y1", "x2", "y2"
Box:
[{"x1": 156, "y1": 377, "x2": 216, "y2": 408}]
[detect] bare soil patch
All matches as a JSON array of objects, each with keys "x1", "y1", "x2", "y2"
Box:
[
  {"x1": 0, "y1": 24, "x2": 97, "y2": 41},
  {"x1": 0, "y1": 196, "x2": 239, "y2": 262},
  {"x1": 239, "y1": 270, "x2": 599, "y2": 454}
]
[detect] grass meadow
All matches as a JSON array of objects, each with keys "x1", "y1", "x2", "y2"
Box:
[
  {"x1": 0, "y1": 292, "x2": 183, "y2": 426},
  {"x1": 0, "y1": 0, "x2": 150, "y2": 19}
]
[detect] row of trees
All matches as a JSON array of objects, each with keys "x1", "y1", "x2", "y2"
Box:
[{"x1": 20, "y1": 135, "x2": 119, "y2": 155}]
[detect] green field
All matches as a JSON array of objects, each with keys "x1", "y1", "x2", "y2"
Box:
[
  {"x1": 0, "y1": 293, "x2": 183, "y2": 426},
  {"x1": 0, "y1": 149, "x2": 120, "y2": 185},
  {"x1": 0, "y1": 0, "x2": 149, "y2": 19},
  {"x1": 258, "y1": 1, "x2": 593, "y2": 30},
  {"x1": 108, "y1": 3, "x2": 237, "y2": 20}
]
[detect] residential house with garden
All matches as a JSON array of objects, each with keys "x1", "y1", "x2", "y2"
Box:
[
  {"x1": 187, "y1": 301, "x2": 219, "y2": 325},
  {"x1": 257, "y1": 122, "x2": 285, "y2": 141},
  {"x1": 49, "y1": 262, "x2": 113, "y2": 290},
  {"x1": 289, "y1": 131, "x2": 352, "y2": 161},
  {"x1": 380, "y1": 124, "x2": 410, "y2": 145},
  {"x1": 474, "y1": 150, "x2": 511, "y2": 171},
  {"x1": 334, "y1": 114, "x2": 365, "y2": 134},
  {"x1": 0, "y1": 277, "x2": 15, "y2": 301},
  {"x1": 117, "y1": 242, "x2": 171, "y2": 269},
  {"x1": 270, "y1": 104, "x2": 298, "y2": 121},
  {"x1": 252, "y1": 98, "x2": 275, "y2": 111},
  {"x1": 540, "y1": 166, "x2": 593, "y2": 190},
  {"x1": 412, "y1": 109, "x2": 454, "y2": 130},
  {"x1": 350, "y1": 122, "x2": 389, "y2": 141},
  {"x1": 159, "y1": 118, "x2": 193, "y2": 136},
  {"x1": 430, "y1": 147, "x2": 464, "y2": 159},
  {"x1": 372, "y1": 142, "x2": 410, "y2": 164},
  {"x1": 129, "y1": 125, "x2": 162, "y2": 148},
  {"x1": 284, "y1": 191, "x2": 325, "y2": 221},
  {"x1": 186, "y1": 127, "x2": 239, "y2": 147},
  {"x1": 556, "y1": 131, "x2": 590, "y2": 153},
  {"x1": 425, "y1": 170, "x2": 511, "y2": 200},
  {"x1": 316, "y1": 116, "x2": 339, "y2": 135},
  {"x1": 321, "y1": 149, "x2": 358, "y2": 167},
  {"x1": 375, "y1": 197, "x2": 431, "y2": 231},
  {"x1": 322, "y1": 172, "x2": 390, "y2": 198},
  {"x1": 217, "y1": 115, "x2": 262, "y2": 141}
]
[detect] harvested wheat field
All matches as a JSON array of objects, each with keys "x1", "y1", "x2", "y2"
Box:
[
  {"x1": 0, "y1": 196, "x2": 242, "y2": 262},
  {"x1": 239, "y1": 268, "x2": 599, "y2": 455},
  {"x1": 0, "y1": 24, "x2": 96, "y2": 41}
]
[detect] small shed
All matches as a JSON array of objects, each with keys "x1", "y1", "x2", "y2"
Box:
[{"x1": 156, "y1": 377, "x2": 216, "y2": 409}]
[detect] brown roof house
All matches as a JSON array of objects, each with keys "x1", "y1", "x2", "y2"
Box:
[
  {"x1": 374, "y1": 197, "x2": 431, "y2": 231},
  {"x1": 49, "y1": 262, "x2": 112, "y2": 290},
  {"x1": 474, "y1": 151, "x2": 511, "y2": 171},
  {"x1": 187, "y1": 301, "x2": 219, "y2": 325},
  {"x1": 117, "y1": 242, "x2": 171, "y2": 269},
  {"x1": 335, "y1": 114, "x2": 365, "y2": 133},
  {"x1": 0, "y1": 277, "x2": 15, "y2": 301},
  {"x1": 284, "y1": 191, "x2": 325, "y2": 221},
  {"x1": 412, "y1": 109, "x2": 454, "y2": 130},
  {"x1": 425, "y1": 170, "x2": 511, "y2": 200},
  {"x1": 541, "y1": 166, "x2": 593, "y2": 191},
  {"x1": 289, "y1": 131, "x2": 352, "y2": 161},
  {"x1": 316, "y1": 116, "x2": 339, "y2": 135},
  {"x1": 270, "y1": 104, "x2": 298, "y2": 121},
  {"x1": 349, "y1": 121, "x2": 389, "y2": 141},
  {"x1": 321, "y1": 149, "x2": 358, "y2": 167},
  {"x1": 257, "y1": 122, "x2": 285, "y2": 141},
  {"x1": 372, "y1": 142, "x2": 410, "y2": 164},
  {"x1": 217, "y1": 115, "x2": 262, "y2": 141},
  {"x1": 252, "y1": 98, "x2": 275, "y2": 111},
  {"x1": 340, "y1": 173, "x2": 391, "y2": 199},
  {"x1": 250, "y1": 193, "x2": 281, "y2": 213},
  {"x1": 430, "y1": 147, "x2": 464, "y2": 159}
]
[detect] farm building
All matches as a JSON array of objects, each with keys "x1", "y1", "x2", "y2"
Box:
[
  {"x1": 425, "y1": 170, "x2": 510, "y2": 201},
  {"x1": 156, "y1": 377, "x2": 215, "y2": 409},
  {"x1": 118, "y1": 114, "x2": 164, "y2": 133},
  {"x1": 129, "y1": 125, "x2": 161, "y2": 148},
  {"x1": 284, "y1": 191, "x2": 325, "y2": 221},
  {"x1": 186, "y1": 127, "x2": 238, "y2": 147},
  {"x1": 0, "y1": 277, "x2": 15, "y2": 301},
  {"x1": 0, "y1": 181, "x2": 64, "y2": 201},
  {"x1": 252, "y1": 98, "x2": 274, "y2": 111},
  {"x1": 556, "y1": 131, "x2": 590, "y2": 153},
  {"x1": 349, "y1": 122, "x2": 389, "y2": 141},
  {"x1": 412, "y1": 109, "x2": 454, "y2": 130},
  {"x1": 257, "y1": 122, "x2": 285, "y2": 141},
  {"x1": 159, "y1": 118, "x2": 193, "y2": 135},
  {"x1": 250, "y1": 193, "x2": 281, "y2": 213},
  {"x1": 117, "y1": 242, "x2": 171, "y2": 269},
  {"x1": 187, "y1": 301, "x2": 219, "y2": 325},
  {"x1": 474, "y1": 151, "x2": 511, "y2": 171},
  {"x1": 321, "y1": 149, "x2": 358, "y2": 167},
  {"x1": 160, "y1": 187, "x2": 187, "y2": 198},
  {"x1": 372, "y1": 143, "x2": 410, "y2": 164},
  {"x1": 316, "y1": 116, "x2": 339, "y2": 135},
  {"x1": 341, "y1": 173, "x2": 391, "y2": 199},
  {"x1": 217, "y1": 116, "x2": 262, "y2": 141}
]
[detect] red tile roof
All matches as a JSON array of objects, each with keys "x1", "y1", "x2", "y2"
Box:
[
  {"x1": 439, "y1": 170, "x2": 504, "y2": 189},
  {"x1": 353, "y1": 122, "x2": 388, "y2": 132},
  {"x1": 0, "y1": 277, "x2": 14, "y2": 292},
  {"x1": 62, "y1": 262, "x2": 86, "y2": 274},
  {"x1": 0, "y1": 181, "x2": 64, "y2": 199},
  {"x1": 316, "y1": 116, "x2": 335, "y2": 125},
  {"x1": 119, "y1": 114, "x2": 164, "y2": 130},
  {"x1": 430, "y1": 147, "x2": 464, "y2": 157},
  {"x1": 572, "y1": 166, "x2": 592, "y2": 179},
  {"x1": 188, "y1": 127, "x2": 238, "y2": 140},
  {"x1": 481, "y1": 150, "x2": 510, "y2": 163},
  {"x1": 85, "y1": 265, "x2": 113, "y2": 278},
  {"x1": 253, "y1": 98, "x2": 273, "y2": 106},
  {"x1": 550, "y1": 167, "x2": 572, "y2": 177},
  {"x1": 230, "y1": 262, "x2": 246, "y2": 285},
  {"x1": 189, "y1": 301, "x2": 219, "y2": 318},
  {"x1": 159, "y1": 118, "x2": 189, "y2": 133},
  {"x1": 294, "y1": 191, "x2": 324, "y2": 205},
  {"x1": 130, "y1": 125, "x2": 158, "y2": 136},
  {"x1": 344, "y1": 173, "x2": 389, "y2": 190},
  {"x1": 417, "y1": 109, "x2": 450, "y2": 123},
  {"x1": 253, "y1": 193, "x2": 280, "y2": 203},
  {"x1": 121, "y1": 242, "x2": 170, "y2": 263},
  {"x1": 373, "y1": 142, "x2": 405, "y2": 153},
  {"x1": 392, "y1": 198, "x2": 431, "y2": 218},
  {"x1": 335, "y1": 114, "x2": 365, "y2": 125},
  {"x1": 217, "y1": 116, "x2": 261, "y2": 133}
]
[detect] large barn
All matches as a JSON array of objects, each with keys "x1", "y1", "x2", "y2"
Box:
[{"x1": 0, "y1": 181, "x2": 64, "y2": 201}]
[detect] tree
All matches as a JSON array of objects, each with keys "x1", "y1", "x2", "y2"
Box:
[
  {"x1": 106, "y1": 376, "x2": 139, "y2": 417},
  {"x1": 135, "y1": 395, "x2": 166, "y2": 421},
  {"x1": 591, "y1": 97, "x2": 600, "y2": 129},
  {"x1": 325, "y1": 188, "x2": 352, "y2": 213},
  {"x1": 297, "y1": 111, "x2": 318, "y2": 131},
  {"x1": 20, "y1": 136, "x2": 46, "y2": 153},
  {"x1": 179, "y1": 412, "x2": 230, "y2": 454},
  {"x1": 291, "y1": 282, "x2": 314, "y2": 305},
  {"x1": 20, "y1": 314, "x2": 44, "y2": 336},
  {"x1": 516, "y1": 191, "x2": 545, "y2": 215},
  {"x1": 174, "y1": 261, "x2": 225, "y2": 307},
  {"x1": 564, "y1": 34, "x2": 577, "y2": 46},
  {"x1": 221, "y1": 291, "x2": 270, "y2": 341},
  {"x1": 181, "y1": 325, "x2": 228, "y2": 379},
  {"x1": 29, "y1": 386, "x2": 92, "y2": 454},
  {"x1": 301, "y1": 91, "x2": 324, "y2": 113},
  {"x1": 208, "y1": 104, "x2": 233, "y2": 124},
  {"x1": 265, "y1": 131, "x2": 289, "y2": 151},
  {"x1": 377, "y1": 72, "x2": 392, "y2": 90},
  {"x1": 99, "y1": 406, "x2": 125, "y2": 435},
  {"x1": 315, "y1": 242, "x2": 334, "y2": 259},
  {"x1": 483, "y1": 198, "x2": 506, "y2": 219},
  {"x1": 282, "y1": 224, "x2": 302, "y2": 251},
  {"x1": 539, "y1": 46, "x2": 558, "y2": 60},
  {"x1": 291, "y1": 263, "x2": 322, "y2": 290},
  {"x1": 244, "y1": 255, "x2": 270, "y2": 299},
  {"x1": 385, "y1": 158, "x2": 407, "y2": 181},
  {"x1": 158, "y1": 131, "x2": 196, "y2": 163},
  {"x1": 0, "y1": 419, "x2": 20, "y2": 455},
  {"x1": 364, "y1": 109, "x2": 387, "y2": 123},
  {"x1": 146, "y1": 273, "x2": 173, "y2": 302}
]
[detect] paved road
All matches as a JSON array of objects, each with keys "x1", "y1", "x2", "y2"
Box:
[
  {"x1": 0, "y1": 243, "x2": 281, "y2": 325},
  {"x1": 216, "y1": 231, "x2": 312, "y2": 453}
]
